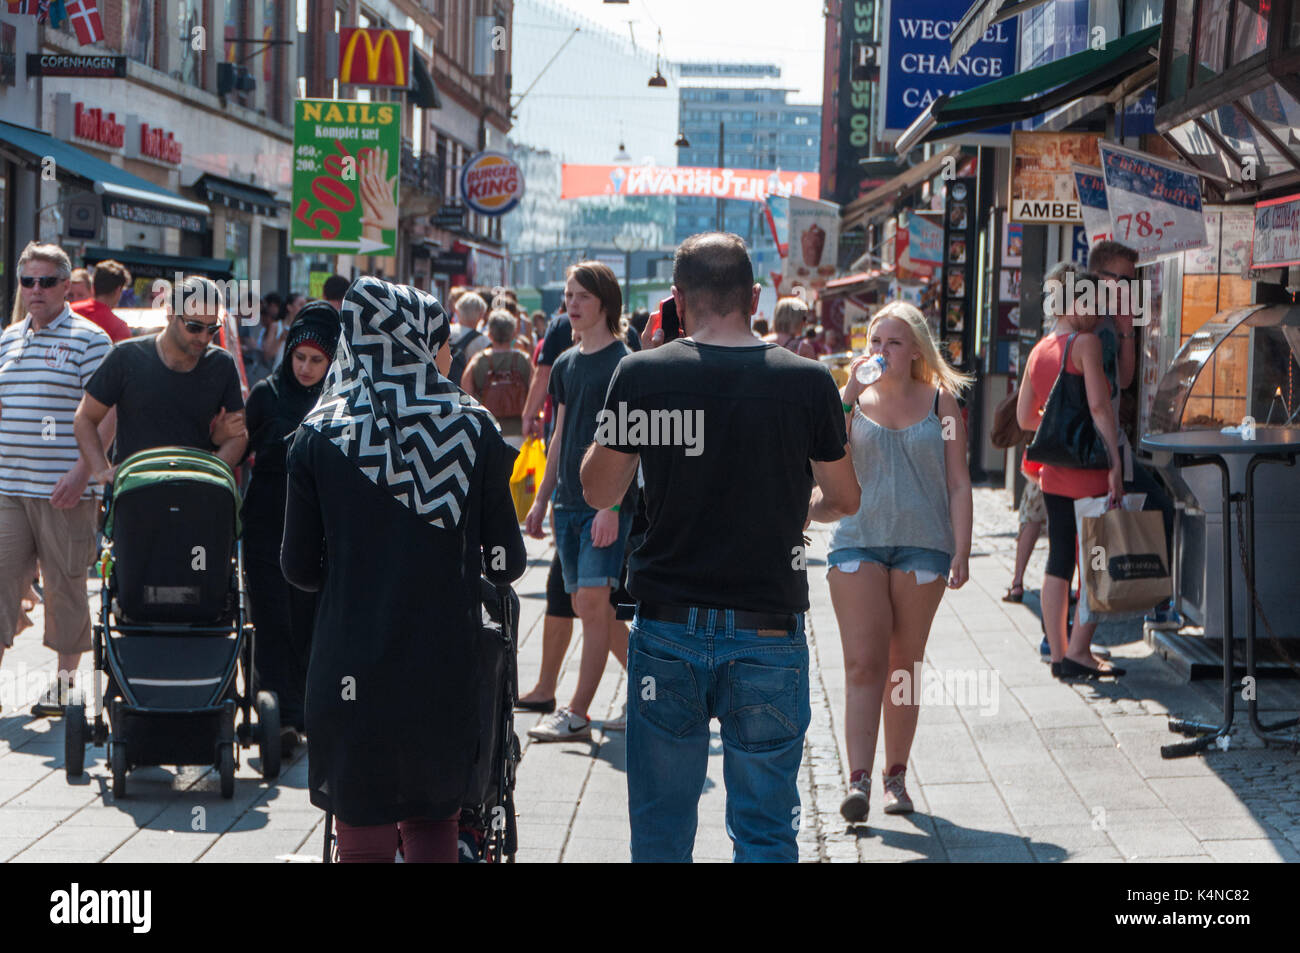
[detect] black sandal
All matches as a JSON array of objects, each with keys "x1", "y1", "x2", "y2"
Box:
[
  {"x1": 1055, "y1": 657, "x2": 1125, "y2": 680},
  {"x1": 1002, "y1": 585, "x2": 1025, "y2": 603}
]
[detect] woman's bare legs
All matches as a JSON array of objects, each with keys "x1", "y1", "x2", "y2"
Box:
[
  {"x1": 881, "y1": 571, "x2": 947, "y2": 774},
  {"x1": 828, "y1": 564, "x2": 893, "y2": 775}
]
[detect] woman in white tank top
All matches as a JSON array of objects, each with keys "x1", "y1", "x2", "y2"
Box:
[{"x1": 827, "y1": 302, "x2": 974, "y2": 824}]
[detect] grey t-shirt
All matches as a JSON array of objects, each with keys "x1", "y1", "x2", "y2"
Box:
[{"x1": 548, "y1": 338, "x2": 629, "y2": 509}]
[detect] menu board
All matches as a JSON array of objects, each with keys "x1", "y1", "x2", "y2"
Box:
[
  {"x1": 1097, "y1": 141, "x2": 1207, "y2": 263},
  {"x1": 1251, "y1": 192, "x2": 1300, "y2": 268}
]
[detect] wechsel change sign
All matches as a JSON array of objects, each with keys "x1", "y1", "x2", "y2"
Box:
[
  {"x1": 292, "y1": 98, "x2": 401, "y2": 256},
  {"x1": 1098, "y1": 141, "x2": 1207, "y2": 264}
]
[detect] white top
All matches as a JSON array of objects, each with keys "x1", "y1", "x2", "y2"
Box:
[{"x1": 0, "y1": 305, "x2": 111, "y2": 498}]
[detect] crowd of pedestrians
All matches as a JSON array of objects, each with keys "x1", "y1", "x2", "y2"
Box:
[{"x1": 0, "y1": 230, "x2": 1175, "y2": 863}]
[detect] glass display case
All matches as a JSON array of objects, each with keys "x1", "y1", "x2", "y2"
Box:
[{"x1": 1144, "y1": 303, "x2": 1300, "y2": 639}]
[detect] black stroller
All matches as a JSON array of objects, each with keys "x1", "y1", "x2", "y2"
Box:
[
  {"x1": 323, "y1": 579, "x2": 520, "y2": 863},
  {"x1": 63, "y1": 447, "x2": 281, "y2": 798}
]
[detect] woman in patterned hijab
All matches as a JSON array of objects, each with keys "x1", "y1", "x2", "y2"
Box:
[{"x1": 282, "y1": 277, "x2": 526, "y2": 862}]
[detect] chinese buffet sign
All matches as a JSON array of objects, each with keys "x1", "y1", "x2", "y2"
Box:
[
  {"x1": 561, "y1": 164, "x2": 819, "y2": 201},
  {"x1": 291, "y1": 98, "x2": 401, "y2": 256}
]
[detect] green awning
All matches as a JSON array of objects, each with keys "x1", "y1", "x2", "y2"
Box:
[
  {"x1": 83, "y1": 247, "x2": 235, "y2": 280},
  {"x1": 895, "y1": 26, "x2": 1161, "y2": 154},
  {"x1": 0, "y1": 119, "x2": 210, "y2": 222}
]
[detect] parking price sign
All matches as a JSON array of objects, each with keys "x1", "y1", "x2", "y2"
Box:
[{"x1": 292, "y1": 98, "x2": 401, "y2": 256}]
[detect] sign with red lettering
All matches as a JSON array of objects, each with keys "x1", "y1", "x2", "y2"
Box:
[
  {"x1": 73, "y1": 102, "x2": 124, "y2": 149},
  {"x1": 461, "y1": 151, "x2": 524, "y2": 217},
  {"x1": 139, "y1": 123, "x2": 182, "y2": 164}
]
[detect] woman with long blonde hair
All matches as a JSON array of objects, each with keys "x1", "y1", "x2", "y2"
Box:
[{"x1": 827, "y1": 301, "x2": 974, "y2": 823}]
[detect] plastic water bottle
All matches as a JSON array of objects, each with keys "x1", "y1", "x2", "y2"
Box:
[{"x1": 855, "y1": 354, "x2": 887, "y2": 386}]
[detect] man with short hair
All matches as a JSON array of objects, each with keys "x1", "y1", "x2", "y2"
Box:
[
  {"x1": 71, "y1": 259, "x2": 133, "y2": 342},
  {"x1": 322, "y1": 274, "x2": 349, "y2": 312},
  {"x1": 0, "y1": 243, "x2": 116, "y2": 715},
  {"x1": 447, "y1": 291, "x2": 490, "y2": 385},
  {"x1": 580, "y1": 233, "x2": 861, "y2": 862},
  {"x1": 74, "y1": 275, "x2": 247, "y2": 485}
]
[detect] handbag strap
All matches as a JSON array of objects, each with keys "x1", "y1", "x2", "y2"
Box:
[{"x1": 1056, "y1": 332, "x2": 1079, "y2": 376}]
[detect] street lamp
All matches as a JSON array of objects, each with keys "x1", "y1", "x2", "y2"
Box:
[{"x1": 612, "y1": 231, "x2": 645, "y2": 313}]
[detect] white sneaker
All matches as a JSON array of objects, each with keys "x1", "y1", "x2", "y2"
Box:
[
  {"x1": 527, "y1": 707, "x2": 591, "y2": 742},
  {"x1": 602, "y1": 702, "x2": 627, "y2": 732}
]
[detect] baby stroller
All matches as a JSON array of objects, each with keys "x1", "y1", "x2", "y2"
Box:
[
  {"x1": 63, "y1": 447, "x2": 281, "y2": 798},
  {"x1": 323, "y1": 579, "x2": 520, "y2": 863}
]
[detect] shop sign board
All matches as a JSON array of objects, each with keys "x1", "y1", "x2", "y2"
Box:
[
  {"x1": 1097, "y1": 141, "x2": 1207, "y2": 263},
  {"x1": 1251, "y1": 193, "x2": 1300, "y2": 269},
  {"x1": 338, "y1": 28, "x2": 412, "y2": 88},
  {"x1": 1009, "y1": 132, "x2": 1100, "y2": 223},
  {"x1": 562, "y1": 164, "x2": 818, "y2": 202},
  {"x1": 460, "y1": 151, "x2": 524, "y2": 217},
  {"x1": 26, "y1": 53, "x2": 127, "y2": 78},
  {"x1": 879, "y1": 0, "x2": 1018, "y2": 141},
  {"x1": 907, "y1": 212, "x2": 944, "y2": 265},
  {"x1": 291, "y1": 98, "x2": 401, "y2": 256},
  {"x1": 1072, "y1": 164, "x2": 1111, "y2": 246}
]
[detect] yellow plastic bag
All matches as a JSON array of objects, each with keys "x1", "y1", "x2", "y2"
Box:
[{"x1": 510, "y1": 437, "x2": 546, "y2": 521}]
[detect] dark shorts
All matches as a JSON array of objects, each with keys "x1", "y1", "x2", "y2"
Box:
[{"x1": 545, "y1": 551, "x2": 632, "y2": 619}]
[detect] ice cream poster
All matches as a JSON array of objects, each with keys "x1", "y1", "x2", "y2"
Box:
[{"x1": 783, "y1": 196, "x2": 841, "y2": 292}]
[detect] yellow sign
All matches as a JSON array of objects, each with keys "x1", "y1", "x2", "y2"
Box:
[{"x1": 339, "y1": 28, "x2": 411, "y2": 88}]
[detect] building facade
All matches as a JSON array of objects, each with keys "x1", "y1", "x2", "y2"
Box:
[{"x1": 676, "y1": 78, "x2": 820, "y2": 263}]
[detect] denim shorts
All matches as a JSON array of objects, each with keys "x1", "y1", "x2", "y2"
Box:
[
  {"x1": 553, "y1": 505, "x2": 633, "y2": 593},
  {"x1": 828, "y1": 545, "x2": 951, "y2": 583}
]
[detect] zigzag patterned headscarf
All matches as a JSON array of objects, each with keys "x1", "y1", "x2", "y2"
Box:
[{"x1": 302, "y1": 277, "x2": 496, "y2": 531}]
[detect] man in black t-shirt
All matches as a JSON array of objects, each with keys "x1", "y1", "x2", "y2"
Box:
[
  {"x1": 581, "y1": 233, "x2": 860, "y2": 863},
  {"x1": 74, "y1": 277, "x2": 247, "y2": 483}
]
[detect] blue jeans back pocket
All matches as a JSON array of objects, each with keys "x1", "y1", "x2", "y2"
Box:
[
  {"x1": 723, "y1": 659, "x2": 803, "y2": 752},
  {"x1": 630, "y1": 645, "x2": 706, "y2": 738}
]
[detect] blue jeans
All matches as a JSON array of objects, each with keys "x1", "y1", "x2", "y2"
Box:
[{"x1": 626, "y1": 608, "x2": 810, "y2": 863}]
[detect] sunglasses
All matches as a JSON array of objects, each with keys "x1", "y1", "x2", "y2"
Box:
[
  {"x1": 19, "y1": 275, "x2": 64, "y2": 289},
  {"x1": 180, "y1": 318, "x2": 222, "y2": 336}
]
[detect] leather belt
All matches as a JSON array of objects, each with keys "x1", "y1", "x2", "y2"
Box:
[{"x1": 638, "y1": 602, "x2": 797, "y2": 632}]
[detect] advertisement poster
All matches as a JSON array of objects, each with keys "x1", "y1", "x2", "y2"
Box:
[
  {"x1": 1002, "y1": 220, "x2": 1023, "y2": 267},
  {"x1": 783, "y1": 196, "x2": 841, "y2": 291},
  {"x1": 1220, "y1": 207, "x2": 1254, "y2": 274},
  {"x1": 562, "y1": 164, "x2": 818, "y2": 201},
  {"x1": 291, "y1": 98, "x2": 401, "y2": 256},
  {"x1": 1009, "y1": 131, "x2": 1100, "y2": 223},
  {"x1": 1072, "y1": 163, "x2": 1111, "y2": 246},
  {"x1": 1098, "y1": 141, "x2": 1207, "y2": 263},
  {"x1": 1251, "y1": 192, "x2": 1300, "y2": 268},
  {"x1": 907, "y1": 212, "x2": 944, "y2": 266},
  {"x1": 879, "y1": 0, "x2": 1018, "y2": 141},
  {"x1": 1184, "y1": 209, "x2": 1221, "y2": 274}
]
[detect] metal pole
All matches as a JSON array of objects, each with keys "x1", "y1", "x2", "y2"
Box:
[{"x1": 716, "y1": 121, "x2": 725, "y2": 231}]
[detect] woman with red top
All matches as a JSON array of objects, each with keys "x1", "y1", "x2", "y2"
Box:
[{"x1": 1016, "y1": 262, "x2": 1125, "y2": 680}]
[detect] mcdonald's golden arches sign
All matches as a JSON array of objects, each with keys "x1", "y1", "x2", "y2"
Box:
[{"x1": 339, "y1": 28, "x2": 412, "y2": 88}]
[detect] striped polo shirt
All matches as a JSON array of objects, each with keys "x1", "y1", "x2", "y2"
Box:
[{"x1": 0, "y1": 304, "x2": 112, "y2": 499}]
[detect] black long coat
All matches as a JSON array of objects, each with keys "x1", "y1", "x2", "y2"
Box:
[{"x1": 281, "y1": 425, "x2": 526, "y2": 826}]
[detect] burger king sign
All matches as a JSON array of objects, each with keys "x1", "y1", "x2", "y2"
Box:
[{"x1": 460, "y1": 151, "x2": 525, "y2": 217}]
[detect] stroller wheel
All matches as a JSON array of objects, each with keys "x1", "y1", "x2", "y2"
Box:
[
  {"x1": 255, "y1": 691, "x2": 282, "y2": 781},
  {"x1": 218, "y1": 743, "x2": 235, "y2": 799},
  {"x1": 110, "y1": 742, "x2": 127, "y2": 798},
  {"x1": 64, "y1": 702, "x2": 87, "y2": 779}
]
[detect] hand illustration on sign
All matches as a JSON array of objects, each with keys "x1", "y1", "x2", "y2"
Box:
[{"x1": 359, "y1": 146, "x2": 398, "y2": 244}]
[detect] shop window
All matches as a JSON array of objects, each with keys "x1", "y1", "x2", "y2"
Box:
[
  {"x1": 122, "y1": 0, "x2": 156, "y2": 68},
  {"x1": 176, "y1": 0, "x2": 202, "y2": 87},
  {"x1": 1194, "y1": 0, "x2": 1230, "y2": 84},
  {"x1": 1229, "y1": 0, "x2": 1271, "y2": 63}
]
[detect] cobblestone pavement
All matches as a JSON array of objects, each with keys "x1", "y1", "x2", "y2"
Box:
[{"x1": 0, "y1": 486, "x2": 1297, "y2": 862}]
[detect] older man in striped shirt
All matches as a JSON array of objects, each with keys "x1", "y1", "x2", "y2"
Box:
[{"x1": 0, "y1": 242, "x2": 116, "y2": 716}]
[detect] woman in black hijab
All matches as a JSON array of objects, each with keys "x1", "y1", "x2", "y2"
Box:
[
  {"x1": 242, "y1": 302, "x2": 340, "y2": 748},
  {"x1": 281, "y1": 278, "x2": 526, "y2": 863}
]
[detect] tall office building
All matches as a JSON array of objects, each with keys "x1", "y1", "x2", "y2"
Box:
[{"x1": 675, "y1": 65, "x2": 820, "y2": 262}]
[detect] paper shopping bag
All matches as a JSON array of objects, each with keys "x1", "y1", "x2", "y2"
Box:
[
  {"x1": 509, "y1": 437, "x2": 546, "y2": 522},
  {"x1": 1080, "y1": 507, "x2": 1171, "y2": 615}
]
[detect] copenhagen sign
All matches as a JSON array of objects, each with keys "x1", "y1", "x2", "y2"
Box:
[
  {"x1": 461, "y1": 151, "x2": 524, "y2": 217},
  {"x1": 26, "y1": 53, "x2": 127, "y2": 78},
  {"x1": 338, "y1": 28, "x2": 412, "y2": 88}
]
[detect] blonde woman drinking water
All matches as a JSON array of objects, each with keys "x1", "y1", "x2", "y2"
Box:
[{"x1": 827, "y1": 302, "x2": 973, "y2": 823}]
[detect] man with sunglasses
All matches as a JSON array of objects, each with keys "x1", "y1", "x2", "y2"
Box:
[
  {"x1": 0, "y1": 243, "x2": 115, "y2": 715},
  {"x1": 75, "y1": 275, "x2": 247, "y2": 487}
]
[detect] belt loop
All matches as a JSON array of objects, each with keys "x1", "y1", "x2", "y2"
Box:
[
  {"x1": 725, "y1": 609, "x2": 735, "y2": 640},
  {"x1": 686, "y1": 606, "x2": 698, "y2": 636},
  {"x1": 705, "y1": 607, "x2": 717, "y2": 637}
]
